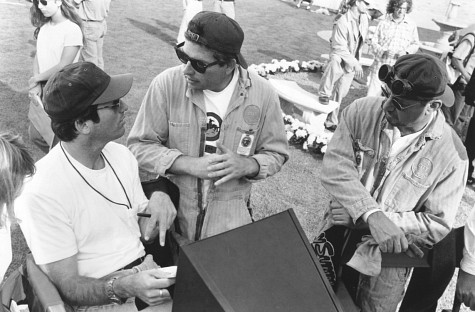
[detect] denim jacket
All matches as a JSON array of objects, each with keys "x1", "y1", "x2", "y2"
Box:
[
  {"x1": 127, "y1": 65, "x2": 289, "y2": 241},
  {"x1": 321, "y1": 97, "x2": 468, "y2": 244}
]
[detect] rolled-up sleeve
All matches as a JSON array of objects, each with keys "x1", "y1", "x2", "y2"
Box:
[{"x1": 249, "y1": 88, "x2": 289, "y2": 180}]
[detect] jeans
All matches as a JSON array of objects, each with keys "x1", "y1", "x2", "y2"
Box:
[{"x1": 356, "y1": 267, "x2": 411, "y2": 312}]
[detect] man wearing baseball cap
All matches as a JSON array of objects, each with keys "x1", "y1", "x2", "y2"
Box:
[
  {"x1": 319, "y1": 53, "x2": 467, "y2": 311},
  {"x1": 15, "y1": 62, "x2": 175, "y2": 311},
  {"x1": 128, "y1": 12, "x2": 289, "y2": 243}
]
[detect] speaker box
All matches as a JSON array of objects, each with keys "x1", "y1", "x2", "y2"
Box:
[{"x1": 172, "y1": 209, "x2": 344, "y2": 312}]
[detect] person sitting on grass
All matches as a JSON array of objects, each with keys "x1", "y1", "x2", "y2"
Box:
[
  {"x1": 15, "y1": 62, "x2": 176, "y2": 311},
  {"x1": 0, "y1": 132, "x2": 35, "y2": 281}
]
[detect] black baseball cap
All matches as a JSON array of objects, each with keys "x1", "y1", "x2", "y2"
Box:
[{"x1": 43, "y1": 62, "x2": 133, "y2": 120}]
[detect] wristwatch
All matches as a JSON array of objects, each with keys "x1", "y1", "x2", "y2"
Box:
[{"x1": 106, "y1": 277, "x2": 125, "y2": 305}]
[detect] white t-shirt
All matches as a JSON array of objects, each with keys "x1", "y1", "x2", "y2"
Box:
[
  {"x1": 36, "y1": 19, "x2": 83, "y2": 74},
  {"x1": 15, "y1": 142, "x2": 147, "y2": 278},
  {"x1": 201, "y1": 69, "x2": 239, "y2": 203},
  {"x1": 0, "y1": 209, "x2": 12, "y2": 281}
]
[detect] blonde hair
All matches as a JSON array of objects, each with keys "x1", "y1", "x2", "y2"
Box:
[{"x1": 0, "y1": 132, "x2": 35, "y2": 228}]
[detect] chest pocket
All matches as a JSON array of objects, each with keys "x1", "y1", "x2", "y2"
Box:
[
  {"x1": 384, "y1": 157, "x2": 433, "y2": 212},
  {"x1": 168, "y1": 121, "x2": 190, "y2": 155}
]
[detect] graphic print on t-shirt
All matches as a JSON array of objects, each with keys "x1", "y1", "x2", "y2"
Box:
[{"x1": 205, "y1": 112, "x2": 222, "y2": 154}]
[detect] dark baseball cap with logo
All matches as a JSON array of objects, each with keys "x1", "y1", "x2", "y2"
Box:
[
  {"x1": 43, "y1": 62, "x2": 133, "y2": 121},
  {"x1": 185, "y1": 11, "x2": 248, "y2": 69}
]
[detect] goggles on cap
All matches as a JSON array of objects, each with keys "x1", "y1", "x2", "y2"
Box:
[
  {"x1": 175, "y1": 42, "x2": 220, "y2": 74},
  {"x1": 378, "y1": 64, "x2": 414, "y2": 98}
]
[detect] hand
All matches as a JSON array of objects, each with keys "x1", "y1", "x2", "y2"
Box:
[
  {"x1": 456, "y1": 269, "x2": 475, "y2": 310},
  {"x1": 29, "y1": 84, "x2": 42, "y2": 99},
  {"x1": 329, "y1": 201, "x2": 352, "y2": 227},
  {"x1": 367, "y1": 211, "x2": 408, "y2": 253},
  {"x1": 354, "y1": 64, "x2": 364, "y2": 79},
  {"x1": 116, "y1": 270, "x2": 175, "y2": 306},
  {"x1": 133, "y1": 255, "x2": 160, "y2": 272},
  {"x1": 28, "y1": 76, "x2": 39, "y2": 89},
  {"x1": 141, "y1": 192, "x2": 177, "y2": 246},
  {"x1": 206, "y1": 142, "x2": 259, "y2": 186}
]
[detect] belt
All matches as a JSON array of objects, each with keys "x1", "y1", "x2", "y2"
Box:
[{"x1": 119, "y1": 256, "x2": 144, "y2": 271}]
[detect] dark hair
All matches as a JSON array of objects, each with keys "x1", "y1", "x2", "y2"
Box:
[
  {"x1": 387, "y1": 0, "x2": 413, "y2": 14},
  {"x1": 184, "y1": 32, "x2": 237, "y2": 67},
  {"x1": 30, "y1": 0, "x2": 83, "y2": 40},
  {"x1": 51, "y1": 106, "x2": 100, "y2": 142}
]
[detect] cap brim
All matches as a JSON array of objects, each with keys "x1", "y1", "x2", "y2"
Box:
[
  {"x1": 93, "y1": 73, "x2": 133, "y2": 105},
  {"x1": 436, "y1": 84, "x2": 455, "y2": 107},
  {"x1": 237, "y1": 53, "x2": 248, "y2": 69}
]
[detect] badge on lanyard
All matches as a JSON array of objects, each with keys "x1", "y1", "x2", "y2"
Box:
[{"x1": 237, "y1": 133, "x2": 254, "y2": 156}]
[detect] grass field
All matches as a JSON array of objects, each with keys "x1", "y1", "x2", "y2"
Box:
[{"x1": 0, "y1": 0, "x2": 473, "y2": 310}]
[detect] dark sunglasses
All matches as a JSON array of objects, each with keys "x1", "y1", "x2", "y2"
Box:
[
  {"x1": 174, "y1": 42, "x2": 220, "y2": 74},
  {"x1": 38, "y1": 0, "x2": 48, "y2": 6},
  {"x1": 381, "y1": 86, "x2": 420, "y2": 111},
  {"x1": 96, "y1": 99, "x2": 121, "y2": 111}
]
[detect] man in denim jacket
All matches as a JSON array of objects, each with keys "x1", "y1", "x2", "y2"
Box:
[
  {"x1": 127, "y1": 12, "x2": 289, "y2": 243},
  {"x1": 320, "y1": 54, "x2": 468, "y2": 311}
]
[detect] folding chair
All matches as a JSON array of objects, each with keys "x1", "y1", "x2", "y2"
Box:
[{"x1": 0, "y1": 254, "x2": 69, "y2": 312}]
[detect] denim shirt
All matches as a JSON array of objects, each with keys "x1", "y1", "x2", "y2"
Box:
[
  {"x1": 321, "y1": 97, "x2": 468, "y2": 244},
  {"x1": 127, "y1": 65, "x2": 289, "y2": 241}
]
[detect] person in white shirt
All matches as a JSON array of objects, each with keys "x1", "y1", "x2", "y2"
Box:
[
  {"x1": 0, "y1": 132, "x2": 35, "y2": 281},
  {"x1": 28, "y1": 0, "x2": 83, "y2": 154},
  {"x1": 15, "y1": 62, "x2": 176, "y2": 311}
]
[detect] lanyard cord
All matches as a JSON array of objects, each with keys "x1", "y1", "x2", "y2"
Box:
[{"x1": 60, "y1": 143, "x2": 132, "y2": 209}]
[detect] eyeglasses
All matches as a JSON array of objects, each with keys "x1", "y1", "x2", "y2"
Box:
[
  {"x1": 174, "y1": 42, "x2": 220, "y2": 74},
  {"x1": 381, "y1": 86, "x2": 420, "y2": 111},
  {"x1": 396, "y1": 6, "x2": 408, "y2": 11},
  {"x1": 96, "y1": 99, "x2": 121, "y2": 111}
]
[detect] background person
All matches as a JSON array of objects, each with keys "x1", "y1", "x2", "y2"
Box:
[
  {"x1": 213, "y1": 0, "x2": 235, "y2": 19},
  {"x1": 0, "y1": 133, "x2": 35, "y2": 281},
  {"x1": 15, "y1": 62, "x2": 175, "y2": 310},
  {"x1": 320, "y1": 54, "x2": 467, "y2": 311},
  {"x1": 128, "y1": 11, "x2": 289, "y2": 243},
  {"x1": 74, "y1": 0, "x2": 111, "y2": 69},
  {"x1": 318, "y1": 0, "x2": 370, "y2": 131},
  {"x1": 441, "y1": 24, "x2": 475, "y2": 131},
  {"x1": 366, "y1": 0, "x2": 419, "y2": 97},
  {"x1": 28, "y1": 0, "x2": 83, "y2": 154}
]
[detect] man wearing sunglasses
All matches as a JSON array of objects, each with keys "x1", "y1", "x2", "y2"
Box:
[
  {"x1": 128, "y1": 12, "x2": 289, "y2": 243},
  {"x1": 319, "y1": 54, "x2": 467, "y2": 311},
  {"x1": 16, "y1": 62, "x2": 175, "y2": 311}
]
